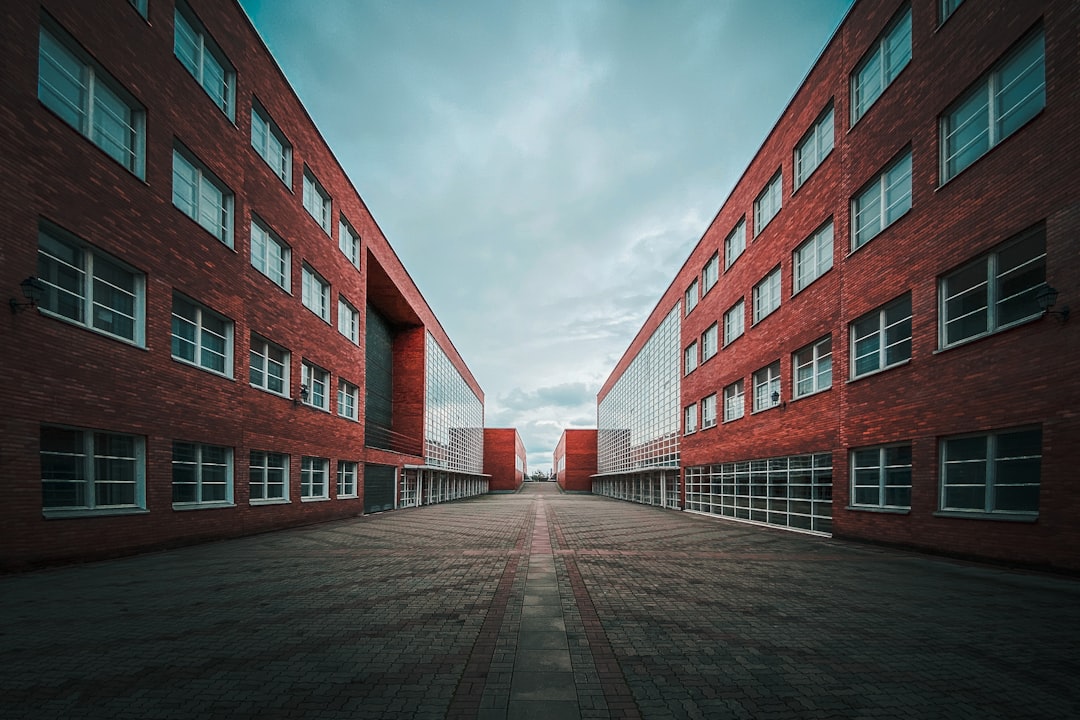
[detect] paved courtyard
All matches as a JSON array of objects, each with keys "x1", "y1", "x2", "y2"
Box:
[{"x1": 1, "y1": 483, "x2": 1078, "y2": 719}]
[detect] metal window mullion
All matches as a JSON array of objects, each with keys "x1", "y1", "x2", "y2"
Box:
[
  {"x1": 83, "y1": 430, "x2": 96, "y2": 509},
  {"x1": 985, "y1": 253, "x2": 999, "y2": 331},
  {"x1": 985, "y1": 434, "x2": 997, "y2": 512}
]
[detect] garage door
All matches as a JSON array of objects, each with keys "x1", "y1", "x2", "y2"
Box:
[{"x1": 364, "y1": 463, "x2": 396, "y2": 513}]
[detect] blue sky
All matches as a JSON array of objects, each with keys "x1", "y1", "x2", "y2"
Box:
[{"x1": 237, "y1": 0, "x2": 854, "y2": 473}]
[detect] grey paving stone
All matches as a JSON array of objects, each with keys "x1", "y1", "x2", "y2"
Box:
[
  {"x1": 515, "y1": 648, "x2": 574, "y2": 672},
  {"x1": 506, "y1": 700, "x2": 582, "y2": 719},
  {"x1": 510, "y1": 672, "x2": 578, "y2": 702},
  {"x1": 519, "y1": 630, "x2": 570, "y2": 650}
]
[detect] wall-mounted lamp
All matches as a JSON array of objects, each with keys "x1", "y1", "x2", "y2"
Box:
[
  {"x1": 9, "y1": 276, "x2": 45, "y2": 313},
  {"x1": 294, "y1": 384, "x2": 309, "y2": 406},
  {"x1": 1036, "y1": 284, "x2": 1069, "y2": 322},
  {"x1": 771, "y1": 389, "x2": 787, "y2": 410}
]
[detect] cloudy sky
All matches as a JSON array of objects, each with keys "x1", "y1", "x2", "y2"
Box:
[{"x1": 237, "y1": 0, "x2": 853, "y2": 473}]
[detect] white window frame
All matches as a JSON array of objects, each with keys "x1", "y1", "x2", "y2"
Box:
[
  {"x1": 302, "y1": 168, "x2": 332, "y2": 233},
  {"x1": 174, "y1": 2, "x2": 235, "y2": 119},
  {"x1": 338, "y1": 296, "x2": 359, "y2": 344},
  {"x1": 249, "y1": 334, "x2": 289, "y2": 396},
  {"x1": 683, "y1": 403, "x2": 698, "y2": 435},
  {"x1": 684, "y1": 278, "x2": 699, "y2": 315},
  {"x1": 794, "y1": 220, "x2": 834, "y2": 294},
  {"x1": 724, "y1": 299, "x2": 744, "y2": 346},
  {"x1": 251, "y1": 101, "x2": 292, "y2": 185},
  {"x1": 301, "y1": 456, "x2": 330, "y2": 501},
  {"x1": 754, "y1": 171, "x2": 782, "y2": 236},
  {"x1": 36, "y1": 224, "x2": 145, "y2": 347},
  {"x1": 940, "y1": 30, "x2": 1045, "y2": 183},
  {"x1": 852, "y1": 150, "x2": 912, "y2": 251},
  {"x1": 250, "y1": 218, "x2": 290, "y2": 291},
  {"x1": 793, "y1": 336, "x2": 832, "y2": 399},
  {"x1": 40, "y1": 426, "x2": 146, "y2": 516},
  {"x1": 301, "y1": 361, "x2": 330, "y2": 411},
  {"x1": 850, "y1": 444, "x2": 912, "y2": 510},
  {"x1": 301, "y1": 264, "x2": 330, "y2": 322},
  {"x1": 684, "y1": 341, "x2": 698, "y2": 376},
  {"x1": 171, "y1": 293, "x2": 233, "y2": 377},
  {"x1": 851, "y1": 5, "x2": 912, "y2": 124},
  {"x1": 850, "y1": 294, "x2": 912, "y2": 379},
  {"x1": 702, "y1": 253, "x2": 719, "y2": 294},
  {"x1": 339, "y1": 216, "x2": 361, "y2": 268},
  {"x1": 701, "y1": 323, "x2": 718, "y2": 363},
  {"x1": 172, "y1": 146, "x2": 233, "y2": 247},
  {"x1": 795, "y1": 103, "x2": 834, "y2": 189},
  {"x1": 725, "y1": 218, "x2": 746, "y2": 270},
  {"x1": 38, "y1": 24, "x2": 146, "y2": 178},
  {"x1": 172, "y1": 441, "x2": 233, "y2": 508},
  {"x1": 752, "y1": 361, "x2": 782, "y2": 413},
  {"x1": 337, "y1": 378, "x2": 358, "y2": 421},
  {"x1": 753, "y1": 267, "x2": 781, "y2": 324},
  {"x1": 723, "y1": 380, "x2": 745, "y2": 422},
  {"x1": 701, "y1": 394, "x2": 717, "y2": 429},
  {"x1": 249, "y1": 450, "x2": 289, "y2": 504},
  {"x1": 337, "y1": 460, "x2": 358, "y2": 498},
  {"x1": 940, "y1": 427, "x2": 1041, "y2": 516}
]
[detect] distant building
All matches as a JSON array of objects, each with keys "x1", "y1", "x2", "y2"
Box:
[
  {"x1": 554, "y1": 430, "x2": 598, "y2": 493},
  {"x1": 484, "y1": 428, "x2": 527, "y2": 492}
]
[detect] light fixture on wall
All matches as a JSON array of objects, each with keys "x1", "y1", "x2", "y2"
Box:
[
  {"x1": 1036, "y1": 284, "x2": 1069, "y2": 322},
  {"x1": 294, "y1": 384, "x2": 309, "y2": 406},
  {"x1": 9, "y1": 276, "x2": 45, "y2": 313},
  {"x1": 771, "y1": 389, "x2": 786, "y2": 410}
]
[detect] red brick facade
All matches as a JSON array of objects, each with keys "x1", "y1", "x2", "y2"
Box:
[
  {"x1": 483, "y1": 428, "x2": 526, "y2": 492},
  {"x1": 554, "y1": 430, "x2": 598, "y2": 493},
  {"x1": 0, "y1": 0, "x2": 483, "y2": 569}
]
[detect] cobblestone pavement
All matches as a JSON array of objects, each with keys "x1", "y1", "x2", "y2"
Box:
[{"x1": 2, "y1": 484, "x2": 1078, "y2": 719}]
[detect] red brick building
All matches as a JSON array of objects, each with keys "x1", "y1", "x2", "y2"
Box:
[
  {"x1": 596, "y1": 0, "x2": 1080, "y2": 572},
  {"x1": 483, "y1": 428, "x2": 526, "y2": 492},
  {"x1": 0, "y1": 0, "x2": 486, "y2": 570},
  {"x1": 554, "y1": 430, "x2": 598, "y2": 493}
]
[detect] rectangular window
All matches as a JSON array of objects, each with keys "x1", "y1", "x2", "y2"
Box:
[
  {"x1": 337, "y1": 461, "x2": 358, "y2": 498},
  {"x1": 251, "y1": 102, "x2": 291, "y2": 185},
  {"x1": 249, "y1": 450, "x2": 288, "y2": 503},
  {"x1": 302, "y1": 169, "x2": 332, "y2": 233},
  {"x1": 302, "y1": 361, "x2": 330, "y2": 411},
  {"x1": 701, "y1": 394, "x2": 717, "y2": 429},
  {"x1": 249, "y1": 334, "x2": 289, "y2": 396},
  {"x1": 250, "y1": 218, "x2": 290, "y2": 291},
  {"x1": 701, "y1": 323, "x2": 718, "y2": 362},
  {"x1": 338, "y1": 296, "x2": 359, "y2": 344},
  {"x1": 684, "y1": 341, "x2": 698, "y2": 376},
  {"x1": 301, "y1": 265, "x2": 330, "y2": 322},
  {"x1": 754, "y1": 171, "x2": 782, "y2": 236},
  {"x1": 725, "y1": 218, "x2": 746, "y2": 269},
  {"x1": 753, "y1": 267, "x2": 781, "y2": 323},
  {"x1": 723, "y1": 380, "x2": 745, "y2": 422},
  {"x1": 795, "y1": 103, "x2": 834, "y2": 188},
  {"x1": 852, "y1": 150, "x2": 912, "y2": 250},
  {"x1": 174, "y1": 3, "x2": 234, "y2": 118},
  {"x1": 852, "y1": 6, "x2": 912, "y2": 123},
  {"x1": 702, "y1": 253, "x2": 719, "y2": 294},
  {"x1": 851, "y1": 444, "x2": 912, "y2": 509},
  {"x1": 851, "y1": 294, "x2": 912, "y2": 378},
  {"x1": 37, "y1": 224, "x2": 144, "y2": 345},
  {"x1": 129, "y1": 0, "x2": 148, "y2": 18},
  {"x1": 753, "y1": 361, "x2": 781, "y2": 412},
  {"x1": 684, "y1": 278, "x2": 699, "y2": 315},
  {"x1": 941, "y1": 428, "x2": 1040, "y2": 515},
  {"x1": 41, "y1": 427, "x2": 144, "y2": 513},
  {"x1": 339, "y1": 217, "x2": 361, "y2": 267},
  {"x1": 172, "y1": 147, "x2": 233, "y2": 247},
  {"x1": 338, "y1": 379, "x2": 358, "y2": 421},
  {"x1": 171, "y1": 294, "x2": 232, "y2": 376},
  {"x1": 793, "y1": 336, "x2": 832, "y2": 398},
  {"x1": 38, "y1": 25, "x2": 145, "y2": 177},
  {"x1": 940, "y1": 0, "x2": 964, "y2": 23},
  {"x1": 794, "y1": 220, "x2": 834, "y2": 293},
  {"x1": 301, "y1": 456, "x2": 329, "y2": 500},
  {"x1": 940, "y1": 225, "x2": 1045, "y2": 347},
  {"x1": 941, "y1": 30, "x2": 1045, "y2": 183},
  {"x1": 684, "y1": 403, "x2": 698, "y2": 435},
  {"x1": 172, "y1": 441, "x2": 232, "y2": 506},
  {"x1": 724, "y1": 299, "x2": 745, "y2": 346}
]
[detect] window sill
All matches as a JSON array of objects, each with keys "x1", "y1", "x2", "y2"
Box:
[
  {"x1": 301, "y1": 496, "x2": 330, "y2": 503},
  {"x1": 683, "y1": 430, "x2": 697, "y2": 437},
  {"x1": 250, "y1": 498, "x2": 290, "y2": 506},
  {"x1": 934, "y1": 314, "x2": 1042, "y2": 355},
  {"x1": 38, "y1": 308, "x2": 147, "y2": 351},
  {"x1": 791, "y1": 386, "x2": 832, "y2": 403},
  {"x1": 934, "y1": 510, "x2": 1038, "y2": 523},
  {"x1": 172, "y1": 502, "x2": 236, "y2": 511},
  {"x1": 172, "y1": 356, "x2": 234, "y2": 381},
  {"x1": 701, "y1": 422, "x2": 717, "y2": 431},
  {"x1": 722, "y1": 415, "x2": 744, "y2": 424},
  {"x1": 846, "y1": 505, "x2": 909, "y2": 515},
  {"x1": 848, "y1": 359, "x2": 911, "y2": 384},
  {"x1": 751, "y1": 404, "x2": 781, "y2": 415},
  {"x1": 44, "y1": 507, "x2": 149, "y2": 520},
  {"x1": 338, "y1": 414, "x2": 359, "y2": 423},
  {"x1": 337, "y1": 494, "x2": 358, "y2": 500},
  {"x1": 301, "y1": 403, "x2": 331, "y2": 413},
  {"x1": 250, "y1": 384, "x2": 290, "y2": 399}
]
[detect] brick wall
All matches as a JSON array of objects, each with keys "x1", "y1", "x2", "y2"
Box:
[{"x1": 484, "y1": 428, "x2": 524, "y2": 492}]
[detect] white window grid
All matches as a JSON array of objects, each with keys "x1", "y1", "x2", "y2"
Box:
[
  {"x1": 301, "y1": 265, "x2": 330, "y2": 322},
  {"x1": 251, "y1": 102, "x2": 291, "y2": 184},
  {"x1": 795, "y1": 104, "x2": 834, "y2": 189},
  {"x1": 684, "y1": 278, "x2": 699, "y2": 315},
  {"x1": 40, "y1": 427, "x2": 145, "y2": 513},
  {"x1": 701, "y1": 393, "x2": 717, "y2": 429},
  {"x1": 940, "y1": 428, "x2": 1041, "y2": 515},
  {"x1": 702, "y1": 253, "x2": 719, "y2": 294},
  {"x1": 301, "y1": 456, "x2": 329, "y2": 500},
  {"x1": 851, "y1": 6, "x2": 912, "y2": 124},
  {"x1": 172, "y1": 147, "x2": 233, "y2": 247},
  {"x1": 851, "y1": 294, "x2": 912, "y2": 378},
  {"x1": 723, "y1": 380, "x2": 745, "y2": 422},
  {"x1": 684, "y1": 403, "x2": 698, "y2": 435},
  {"x1": 338, "y1": 297, "x2": 359, "y2": 344},
  {"x1": 337, "y1": 461, "x2": 358, "y2": 498},
  {"x1": 794, "y1": 220, "x2": 834, "y2": 294},
  {"x1": 852, "y1": 150, "x2": 911, "y2": 250},
  {"x1": 171, "y1": 294, "x2": 232, "y2": 376},
  {"x1": 793, "y1": 336, "x2": 832, "y2": 398},
  {"x1": 684, "y1": 341, "x2": 698, "y2": 376},
  {"x1": 724, "y1": 299, "x2": 745, "y2": 346},
  {"x1": 249, "y1": 450, "x2": 288, "y2": 503},
  {"x1": 303, "y1": 169, "x2": 332, "y2": 233},
  {"x1": 302, "y1": 361, "x2": 330, "y2": 411},
  {"x1": 754, "y1": 171, "x2": 782, "y2": 236},
  {"x1": 850, "y1": 444, "x2": 912, "y2": 509},
  {"x1": 172, "y1": 442, "x2": 232, "y2": 506},
  {"x1": 725, "y1": 218, "x2": 746, "y2": 269},
  {"x1": 250, "y1": 219, "x2": 290, "y2": 291},
  {"x1": 753, "y1": 361, "x2": 781, "y2": 412},
  {"x1": 174, "y1": 3, "x2": 234, "y2": 118},
  {"x1": 753, "y1": 267, "x2": 781, "y2": 323},
  {"x1": 338, "y1": 379, "x2": 358, "y2": 421},
  {"x1": 249, "y1": 334, "x2": 289, "y2": 396},
  {"x1": 424, "y1": 332, "x2": 485, "y2": 473},
  {"x1": 339, "y1": 217, "x2": 361, "y2": 267},
  {"x1": 701, "y1": 323, "x2": 718, "y2": 363}
]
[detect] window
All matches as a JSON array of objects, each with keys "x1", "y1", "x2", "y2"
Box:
[
  {"x1": 684, "y1": 403, "x2": 698, "y2": 435},
  {"x1": 725, "y1": 218, "x2": 746, "y2": 269},
  {"x1": 941, "y1": 30, "x2": 1045, "y2": 182},
  {"x1": 249, "y1": 334, "x2": 289, "y2": 396},
  {"x1": 701, "y1": 323, "x2": 718, "y2": 363},
  {"x1": 684, "y1": 278, "x2": 699, "y2": 315},
  {"x1": 941, "y1": 428, "x2": 1040, "y2": 515},
  {"x1": 337, "y1": 461, "x2": 358, "y2": 498},
  {"x1": 754, "y1": 172, "x2": 782, "y2": 236},
  {"x1": 301, "y1": 265, "x2": 330, "y2": 322},
  {"x1": 851, "y1": 444, "x2": 912, "y2": 509},
  {"x1": 941, "y1": 225, "x2": 1045, "y2": 348},
  {"x1": 940, "y1": 0, "x2": 964, "y2": 24},
  {"x1": 129, "y1": 0, "x2": 148, "y2": 17},
  {"x1": 251, "y1": 102, "x2": 291, "y2": 185},
  {"x1": 37, "y1": 225, "x2": 144, "y2": 345},
  {"x1": 338, "y1": 379, "x2": 358, "y2": 421},
  {"x1": 793, "y1": 336, "x2": 832, "y2": 398},
  {"x1": 302, "y1": 169, "x2": 332, "y2": 233},
  {"x1": 38, "y1": 25, "x2": 145, "y2": 177},
  {"x1": 702, "y1": 253, "x2": 719, "y2": 294},
  {"x1": 338, "y1": 297, "x2": 359, "y2": 344},
  {"x1": 172, "y1": 442, "x2": 232, "y2": 506},
  {"x1": 174, "y1": 3, "x2": 234, "y2": 118},
  {"x1": 753, "y1": 267, "x2": 781, "y2": 323},
  {"x1": 339, "y1": 217, "x2": 361, "y2": 268},
  {"x1": 41, "y1": 427, "x2": 144, "y2": 513},
  {"x1": 250, "y1": 219, "x2": 290, "y2": 291},
  {"x1": 851, "y1": 294, "x2": 912, "y2": 378},
  {"x1": 794, "y1": 220, "x2": 834, "y2": 293},
  {"x1": 795, "y1": 104, "x2": 834, "y2": 188},
  {"x1": 851, "y1": 6, "x2": 912, "y2": 123},
  {"x1": 724, "y1": 300, "x2": 744, "y2": 346},
  {"x1": 701, "y1": 394, "x2": 717, "y2": 429},
  {"x1": 723, "y1": 380, "x2": 745, "y2": 422},
  {"x1": 684, "y1": 341, "x2": 698, "y2": 376},
  {"x1": 301, "y1": 456, "x2": 329, "y2": 500},
  {"x1": 753, "y1": 362, "x2": 781, "y2": 412},
  {"x1": 171, "y1": 294, "x2": 232, "y2": 376},
  {"x1": 173, "y1": 147, "x2": 233, "y2": 247},
  {"x1": 852, "y1": 150, "x2": 911, "y2": 250},
  {"x1": 249, "y1": 451, "x2": 288, "y2": 503},
  {"x1": 301, "y1": 361, "x2": 330, "y2": 411}
]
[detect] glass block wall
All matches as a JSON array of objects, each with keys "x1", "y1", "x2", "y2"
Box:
[{"x1": 424, "y1": 331, "x2": 483, "y2": 473}]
